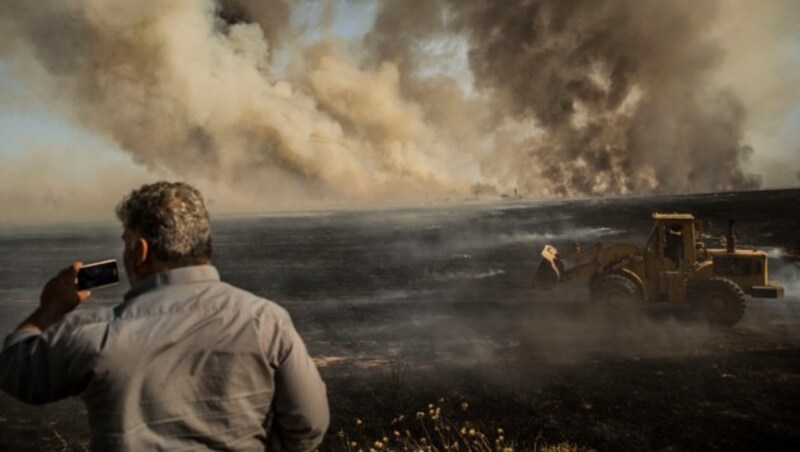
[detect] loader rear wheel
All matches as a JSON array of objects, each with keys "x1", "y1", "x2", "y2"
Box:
[
  {"x1": 694, "y1": 277, "x2": 746, "y2": 327},
  {"x1": 591, "y1": 274, "x2": 641, "y2": 318}
]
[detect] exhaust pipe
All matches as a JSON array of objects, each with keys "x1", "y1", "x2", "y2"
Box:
[{"x1": 727, "y1": 220, "x2": 736, "y2": 253}]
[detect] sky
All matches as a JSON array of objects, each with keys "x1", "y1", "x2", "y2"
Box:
[{"x1": 0, "y1": 0, "x2": 798, "y2": 226}]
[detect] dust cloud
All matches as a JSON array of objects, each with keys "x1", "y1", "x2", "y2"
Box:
[
  {"x1": 301, "y1": 208, "x2": 800, "y2": 377},
  {"x1": 1, "y1": 0, "x2": 797, "y2": 217},
  {"x1": 0, "y1": 146, "x2": 277, "y2": 226},
  {"x1": 0, "y1": 148, "x2": 153, "y2": 225}
]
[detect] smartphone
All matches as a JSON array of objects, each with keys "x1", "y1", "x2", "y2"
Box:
[{"x1": 76, "y1": 259, "x2": 120, "y2": 291}]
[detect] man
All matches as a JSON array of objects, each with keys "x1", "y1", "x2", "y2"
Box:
[
  {"x1": 0, "y1": 182, "x2": 329, "y2": 450},
  {"x1": 665, "y1": 223, "x2": 684, "y2": 266}
]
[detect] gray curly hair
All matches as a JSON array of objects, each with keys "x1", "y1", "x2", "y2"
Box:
[{"x1": 116, "y1": 181, "x2": 212, "y2": 268}]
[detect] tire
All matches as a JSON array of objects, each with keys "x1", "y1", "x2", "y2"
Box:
[
  {"x1": 692, "y1": 277, "x2": 746, "y2": 327},
  {"x1": 590, "y1": 274, "x2": 642, "y2": 318}
]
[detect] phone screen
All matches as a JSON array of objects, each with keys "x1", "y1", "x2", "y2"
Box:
[{"x1": 77, "y1": 260, "x2": 120, "y2": 290}]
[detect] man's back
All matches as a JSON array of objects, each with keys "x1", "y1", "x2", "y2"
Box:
[{"x1": 1, "y1": 266, "x2": 328, "y2": 450}]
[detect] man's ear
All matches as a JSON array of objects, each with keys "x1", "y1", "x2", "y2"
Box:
[{"x1": 135, "y1": 237, "x2": 150, "y2": 266}]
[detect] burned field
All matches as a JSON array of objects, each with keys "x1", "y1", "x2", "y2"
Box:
[{"x1": 1, "y1": 189, "x2": 799, "y2": 450}]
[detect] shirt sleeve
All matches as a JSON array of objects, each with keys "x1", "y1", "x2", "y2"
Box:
[
  {"x1": 3, "y1": 326, "x2": 41, "y2": 349},
  {"x1": 267, "y1": 312, "x2": 329, "y2": 451},
  {"x1": 0, "y1": 314, "x2": 99, "y2": 405}
]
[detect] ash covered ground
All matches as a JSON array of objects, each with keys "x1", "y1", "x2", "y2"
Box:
[{"x1": 1, "y1": 189, "x2": 799, "y2": 450}]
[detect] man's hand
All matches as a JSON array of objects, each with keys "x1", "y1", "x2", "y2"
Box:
[{"x1": 18, "y1": 263, "x2": 91, "y2": 333}]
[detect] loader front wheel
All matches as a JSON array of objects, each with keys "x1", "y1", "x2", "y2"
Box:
[
  {"x1": 590, "y1": 274, "x2": 641, "y2": 318},
  {"x1": 694, "y1": 277, "x2": 746, "y2": 327}
]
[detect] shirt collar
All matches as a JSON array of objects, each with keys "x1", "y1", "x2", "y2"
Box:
[{"x1": 123, "y1": 265, "x2": 221, "y2": 302}]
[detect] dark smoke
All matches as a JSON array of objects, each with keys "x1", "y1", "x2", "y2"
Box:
[
  {"x1": 217, "y1": 0, "x2": 291, "y2": 51},
  {"x1": 365, "y1": 0, "x2": 762, "y2": 196}
]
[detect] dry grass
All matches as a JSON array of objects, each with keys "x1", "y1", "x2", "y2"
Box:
[
  {"x1": 537, "y1": 442, "x2": 586, "y2": 452},
  {"x1": 332, "y1": 396, "x2": 591, "y2": 452},
  {"x1": 335, "y1": 398, "x2": 512, "y2": 451}
]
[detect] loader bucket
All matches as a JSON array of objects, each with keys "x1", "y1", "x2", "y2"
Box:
[{"x1": 534, "y1": 245, "x2": 563, "y2": 290}]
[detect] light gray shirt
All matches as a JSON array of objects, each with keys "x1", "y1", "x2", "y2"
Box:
[{"x1": 0, "y1": 265, "x2": 329, "y2": 451}]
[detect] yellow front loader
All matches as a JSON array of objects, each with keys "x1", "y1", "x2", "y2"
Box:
[{"x1": 534, "y1": 213, "x2": 784, "y2": 326}]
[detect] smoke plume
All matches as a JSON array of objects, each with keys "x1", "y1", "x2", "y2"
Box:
[{"x1": 0, "y1": 0, "x2": 788, "y2": 210}]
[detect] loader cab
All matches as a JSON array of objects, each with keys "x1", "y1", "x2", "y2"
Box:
[
  {"x1": 643, "y1": 213, "x2": 699, "y2": 302},
  {"x1": 646, "y1": 213, "x2": 698, "y2": 271}
]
